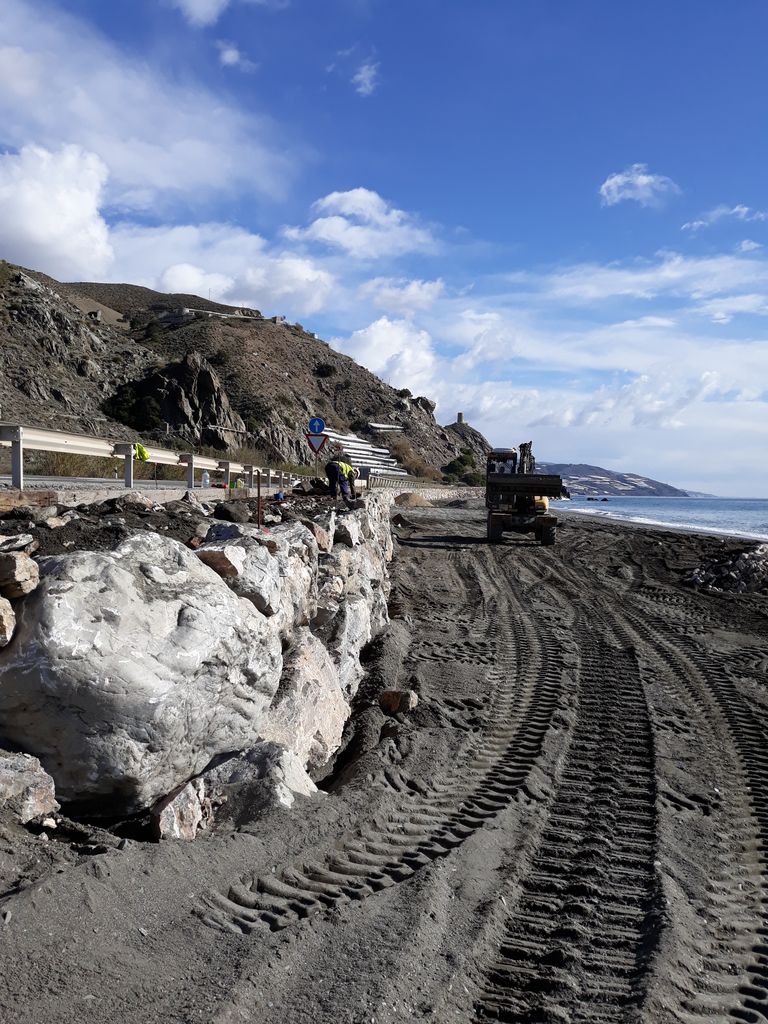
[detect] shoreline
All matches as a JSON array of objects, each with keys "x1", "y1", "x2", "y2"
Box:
[{"x1": 558, "y1": 505, "x2": 767, "y2": 544}]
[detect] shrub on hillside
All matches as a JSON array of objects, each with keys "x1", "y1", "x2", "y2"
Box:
[{"x1": 315, "y1": 362, "x2": 337, "y2": 378}]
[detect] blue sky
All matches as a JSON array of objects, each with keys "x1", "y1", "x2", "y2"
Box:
[{"x1": 1, "y1": 0, "x2": 767, "y2": 494}]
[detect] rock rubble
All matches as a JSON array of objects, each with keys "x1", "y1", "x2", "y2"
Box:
[{"x1": 684, "y1": 543, "x2": 768, "y2": 594}]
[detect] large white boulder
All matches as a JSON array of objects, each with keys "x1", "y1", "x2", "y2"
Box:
[
  {"x1": 258, "y1": 628, "x2": 350, "y2": 771},
  {"x1": 201, "y1": 521, "x2": 318, "y2": 634},
  {"x1": 0, "y1": 534, "x2": 282, "y2": 810},
  {"x1": 0, "y1": 750, "x2": 59, "y2": 824}
]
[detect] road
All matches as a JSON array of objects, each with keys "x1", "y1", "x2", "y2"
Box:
[{"x1": 1, "y1": 502, "x2": 766, "y2": 1024}]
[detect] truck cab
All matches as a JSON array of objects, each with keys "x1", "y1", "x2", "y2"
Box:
[{"x1": 485, "y1": 445, "x2": 562, "y2": 545}]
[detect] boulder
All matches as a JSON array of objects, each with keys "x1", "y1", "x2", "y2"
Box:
[
  {"x1": 300, "y1": 513, "x2": 335, "y2": 553},
  {"x1": 0, "y1": 534, "x2": 282, "y2": 810},
  {"x1": 0, "y1": 551, "x2": 39, "y2": 598},
  {"x1": 322, "y1": 596, "x2": 372, "y2": 697},
  {"x1": 0, "y1": 750, "x2": 59, "y2": 824},
  {"x1": 0, "y1": 597, "x2": 15, "y2": 647},
  {"x1": 0, "y1": 534, "x2": 35, "y2": 553},
  {"x1": 197, "y1": 539, "x2": 282, "y2": 617},
  {"x1": 213, "y1": 501, "x2": 251, "y2": 524},
  {"x1": 379, "y1": 689, "x2": 419, "y2": 715},
  {"x1": 151, "y1": 778, "x2": 211, "y2": 841},
  {"x1": 334, "y1": 516, "x2": 361, "y2": 547},
  {"x1": 204, "y1": 742, "x2": 317, "y2": 823},
  {"x1": 151, "y1": 742, "x2": 318, "y2": 838},
  {"x1": 258, "y1": 629, "x2": 350, "y2": 771}
]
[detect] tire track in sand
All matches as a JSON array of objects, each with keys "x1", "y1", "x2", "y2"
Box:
[
  {"x1": 471, "y1": 555, "x2": 661, "y2": 1023},
  {"x1": 198, "y1": 559, "x2": 567, "y2": 936},
  {"x1": 540, "y1": 547, "x2": 768, "y2": 1023}
]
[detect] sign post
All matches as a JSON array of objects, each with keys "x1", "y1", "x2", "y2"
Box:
[{"x1": 305, "y1": 420, "x2": 328, "y2": 482}]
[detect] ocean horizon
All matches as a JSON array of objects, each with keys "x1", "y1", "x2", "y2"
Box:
[{"x1": 563, "y1": 495, "x2": 768, "y2": 542}]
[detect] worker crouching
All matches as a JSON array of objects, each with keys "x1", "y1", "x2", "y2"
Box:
[{"x1": 325, "y1": 458, "x2": 359, "y2": 509}]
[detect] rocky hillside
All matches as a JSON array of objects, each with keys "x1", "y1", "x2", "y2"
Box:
[
  {"x1": 538, "y1": 462, "x2": 689, "y2": 497},
  {"x1": 0, "y1": 261, "x2": 490, "y2": 471}
]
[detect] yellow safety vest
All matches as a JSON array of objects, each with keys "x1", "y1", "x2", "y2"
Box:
[{"x1": 333, "y1": 460, "x2": 354, "y2": 479}]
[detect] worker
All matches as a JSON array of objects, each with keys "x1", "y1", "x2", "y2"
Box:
[{"x1": 325, "y1": 456, "x2": 357, "y2": 508}]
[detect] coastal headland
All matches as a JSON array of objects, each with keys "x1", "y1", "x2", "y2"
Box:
[{"x1": 1, "y1": 496, "x2": 767, "y2": 1023}]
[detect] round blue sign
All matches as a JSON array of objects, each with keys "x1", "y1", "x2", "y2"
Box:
[{"x1": 308, "y1": 417, "x2": 326, "y2": 434}]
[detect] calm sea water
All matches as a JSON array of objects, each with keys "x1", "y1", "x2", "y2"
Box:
[{"x1": 564, "y1": 496, "x2": 768, "y2": 542}]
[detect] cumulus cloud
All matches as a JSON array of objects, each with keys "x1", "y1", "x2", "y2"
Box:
[
  {"x1": 738, "y1": 239, "x2": 762, "y2": 253},
  {"x1": 0, "y1": 0, "x2": 291, "y2": 208},
  {"x1": 682, "y1": 204, "x2": 768, "y2": 232},
  {"x1": 215, "y1": 40, "x2": 258, "y2": 71},
  {"x1": 332, "y1": 317, "x2": 437, "y2": 392},
  {"x1": 352, "y1": 61, "x2": 380, "y2": 97},
  {"x1": 599, "y1": 163, "x2": 681, "y2": 207},
  {"x1": 358, "y1": 276, "x2": 444, "y2": 313},
  {"x1": 0, "y1": 144, "x2": 113, "y2": 278},
  {"x1": 284, "y1": 188, "x2": 435, "y2": 258},
  {"x1": 109, "y1": 222, "x2": 335, "y2": 316}
]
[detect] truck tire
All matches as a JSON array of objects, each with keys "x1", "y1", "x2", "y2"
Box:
[
  {"x1": 487, "y1": 514, "x2": 503, "y2": 544},
  {"x1": 540, "y1": 523, "x2": 556, "y2": 546}
]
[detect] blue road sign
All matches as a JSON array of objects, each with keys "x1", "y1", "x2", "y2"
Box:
[{"x1": 308, "y1": 417, "x2": 326, "y2": 434}]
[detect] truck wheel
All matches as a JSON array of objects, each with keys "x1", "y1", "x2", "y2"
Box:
[
  {"x1": 487, "y1": 515, "x2": 503, "y2": 544},
  {"x1": 540, "y1": 524, "x2": 556, "y2": 546}
]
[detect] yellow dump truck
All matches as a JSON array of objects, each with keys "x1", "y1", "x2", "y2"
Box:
[{"x1": 485, "y1": 443, "x2": 563, "y2": 545}]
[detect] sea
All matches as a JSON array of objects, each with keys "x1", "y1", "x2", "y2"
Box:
[{"x1": 564, "y1": 496, "x2": 768, "y2": 542}]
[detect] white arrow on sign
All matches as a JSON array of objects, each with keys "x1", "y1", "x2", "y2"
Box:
[{"x1": 305, "y1": 433, "x2": 328, "y2": 454}]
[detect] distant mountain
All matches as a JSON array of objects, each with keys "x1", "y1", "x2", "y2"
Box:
[{"x1": 537, "y1": 462, "x2": 688, "y2": 497}]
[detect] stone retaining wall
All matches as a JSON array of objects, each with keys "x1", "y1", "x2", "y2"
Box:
[{"x1": 0, "y1": 494, "x2": 395, "y2": 820}]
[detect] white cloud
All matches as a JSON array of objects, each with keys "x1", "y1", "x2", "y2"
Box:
[
  {"x1": 352, "y1": 61, "x2": 380, "y2": 97},
  {"x1": 284, "y1": 188, "x2": 435, "y2": 258},
  {"x1": 169, "y1": 0, "x2": 289, "y2": 27},
  {"x1": 738, "y1": 239, "x2": 762, "y2": 252},
  {"x1": 0, "y1": 144, "x2": 113, "y2": 278},
  {"x1": 332, "y1": 317, "x2": 437, "y2": 392},
  {"x1": 215, "y1": 40, "x2": 258, "y2": 71},
  {"x1": 694, "y1": 293, "x2": 768, "y2": 325},
  {"x1": 109, "y1": 222, "x2": 335, "y2": 317},
  {"x1": 521, "y1": 251, "x2": 768, "y2": 304},
  {"x1": 0, "y1": 0, "x2": 291, "y2": 209},
  {"x1": 170, "y1": 0, "x2": 230, "y2": 26},
  {"x1": 682, "y1": 204, "x2": 768, "y2": 232},
  {"x1": 599, "y1": 163, "x2": 681, "y2": 208},
  {"x1": 358, "y1": 276, "x2": 444, "y2": 313}
]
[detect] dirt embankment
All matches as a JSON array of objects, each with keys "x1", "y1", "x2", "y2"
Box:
[{"x1": 1, "y1": 503, "x2": 767, "y2": 1023}]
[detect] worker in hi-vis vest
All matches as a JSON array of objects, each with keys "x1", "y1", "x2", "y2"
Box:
[{"x1": 325, "y1": 457, "x2": 358, "y2": 508}]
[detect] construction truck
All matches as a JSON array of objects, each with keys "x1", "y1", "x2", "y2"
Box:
[{"x1": 485, "y1": 442, "x2": 563, "y2": 545}]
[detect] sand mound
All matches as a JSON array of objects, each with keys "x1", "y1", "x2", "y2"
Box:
[{"x1": 394, "y1": 492, "x2": 433, "y2": 508}]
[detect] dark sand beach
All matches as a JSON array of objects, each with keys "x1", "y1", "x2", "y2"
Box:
[{"x1": 1, "y1": 501, "x2": 767, "y2": 1023}]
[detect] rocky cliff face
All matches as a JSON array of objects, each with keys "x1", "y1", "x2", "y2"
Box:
[{"x1": 1, "y1": 261, "x2": 492, "y2": 472}]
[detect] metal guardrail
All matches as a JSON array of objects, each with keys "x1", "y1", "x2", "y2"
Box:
[{"x1": 0, "y1": 423, "x2": 302, "y2": 491}]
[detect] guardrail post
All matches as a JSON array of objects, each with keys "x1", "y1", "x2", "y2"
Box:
[
  {"x1": 218, "y1": 461, "x2": 231, "y2": 489},
  {"x1": 267, "y1": 468, "x2": 273, "y2": 487},
  {"x1": 244, "y1": 465, "x2": 255, "y2": 488},
  {"x1": 0, "y1": 426, "x2": 24, "y2": 489},
  {"x1": 113, "y1": 443, "x2": 135, "y2": 488},
  {"x1": 179, "y1": 453, "x2": 195, "y2": 489}
]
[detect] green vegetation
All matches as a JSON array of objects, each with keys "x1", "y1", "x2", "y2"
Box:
[
  {"x1": 442, "y1": 447, "x2": 482, "y2": 485},
  {"x1": 387, "y1": 437, "x2": 442, "y2": 481},
  {"x1": 102, "y1": 384, "x2": 164, "y2": 432}
]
